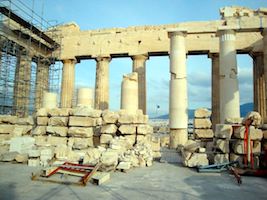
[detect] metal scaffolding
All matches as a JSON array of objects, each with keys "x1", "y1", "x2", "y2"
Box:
[{"x1": 0, "y1": 0, "x2": 62, "y2": 116}]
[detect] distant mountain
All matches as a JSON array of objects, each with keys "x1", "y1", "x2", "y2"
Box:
[
  {"x1": 240, "y1": 102, "x2": 253, "y2": 117},
  {"x1": 154, "y1": 102, "x2": 254, "y2": 119}
]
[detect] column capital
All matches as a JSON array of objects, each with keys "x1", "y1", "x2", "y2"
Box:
[
  {"x1": 131, "y1": 54, "x2": 149, "y2": 61},
  {"x1": 167, "y1": 28, "x2": 187, "y2": 38},
  {"x1": 217, "y1": 27, "x2": 236, "y2": 38},
  {"x1": 249, "y1": 51, "x2": 263, "y2": 58},
  {"x1": 62, "y1": 58, "x2": 76, "y2": 65},
  {"x1": 38, "y1": 57, "x2": 51, "y2": 65},
  {"x1": 95, "y1": 56, "x2": 111, "y2": 63},
  {"x1": 208, "y1": 53, "x2": 219, "y2": 59}
]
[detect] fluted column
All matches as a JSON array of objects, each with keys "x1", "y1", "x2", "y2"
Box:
[
  {"x1": 95, "y1": 57, "x2": 111, "y2": 110},
  {"x1": 209, "y1": 53, "x2": 220, "y2": 130},
  {"x1": 218, "y1": 29, "x2": 240, "y2": 123},
  {"x1": 13, "y1": 52, "x2": 32, "y2": 117},
  {"x1": 131, "y1": 54, "x2": 148, "y2": 114},
  {"x1": 35, "y1": 58, "x2": 50, "y2": 111},
  {"x1": 252, "y1": 53, "x2": 265, "y2": 123},
  {"x1": 168, "y1": 29, "x2": 188, "y2": 148},
  {"x1": 262, "y1": 29, "x2": 267, "y2": 124},
  {"x1": 60, "y1": 59, "x2": 76, "y2": 108}
]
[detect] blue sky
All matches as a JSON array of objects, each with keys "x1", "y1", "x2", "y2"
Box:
[{"x1": 10, "y1": 0, "x2": 267, "y2": 116}]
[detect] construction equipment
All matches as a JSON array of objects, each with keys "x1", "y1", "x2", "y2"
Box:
[
  {"x1": 31, "y1": 162, "x2": 101, "y2": 186},
  {"x1": 197, "y1": 161, "x2": 242, "y2": 185}
]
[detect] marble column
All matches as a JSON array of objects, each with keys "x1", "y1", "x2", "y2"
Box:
[
  {"x1": 252, "y1": 52, "x2": 266, "y2": 123},
  {"x1": 168, "y1": 30, "x2": 188, "y2": 148},
  {"x1": 209, "y1": 53, "x2": 220, "y2": 130},
  {"x1": 262, "y1": 29, "x2": 267, "y2": 124},
  {"x1": 13, "y1": 52, "x2": 32, "y2": 117},
  {"x1": 95, "y1": 57, "x2": 111, "y2": 110},
  {"x1": 35, "y1": 58, "x2": 50, "y2": 111},
  {"x1": 77, "y1": 88, "x2": 94, "y2": 108},
  {"x1": 60, "y1": 59, "x2": 76, "y2": 108},
  {"x1": 131, "y1": 54, "x2": 148, "y2": 114},
  {"x1": 121, "y1": 72, "x2": 138, "y2": 113},
  {"x1": 218, "y1": 29, "x2": 240, "y2": 123}
]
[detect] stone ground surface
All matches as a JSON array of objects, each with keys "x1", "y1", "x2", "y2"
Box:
[{"x1": 0, "y1": 162, "x2": 266, "y2": 200}]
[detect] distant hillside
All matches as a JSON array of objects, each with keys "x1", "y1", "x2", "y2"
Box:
[{"x1": 154, "y1": 102, "x2": 254, "y2": 119}]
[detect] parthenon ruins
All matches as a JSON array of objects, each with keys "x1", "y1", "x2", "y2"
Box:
[
  {"x1": 1, "y1": 5, "x2": 267, "y2": 146},
  {"x1": 1, "y1": 1, "x2": 267, "y2": 197}
]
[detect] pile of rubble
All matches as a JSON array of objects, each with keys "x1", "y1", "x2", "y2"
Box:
[
  {"x1": 0, "y1": 107, "x2": 157, "y2": 172},
  {"x1": 182, "y1": 110, "x2": 266, "y2": 169}
]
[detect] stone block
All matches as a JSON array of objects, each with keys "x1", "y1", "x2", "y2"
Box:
[
  {"x1": 71, "y1": 107, "x2": 102, "y2": 117},
  {"x1": 69, "y1": 116, "x2": 97, "y2": 127},
  {"x1": 134, "y1": 114, "x2": 149, "y2": 124},
  {"x1": 101, "y1": 124, "x2": 118, "y2": 135},
  {"x1": 183, "y1": 139, "x2": 201, "y2": 152},
  {"x1": 194, "y1": 129, "x2": 214, "y2": 139},
  {"x1": 137, "y1": 125, "x2": 153, "y2": 135},
  {"x1": 215, "y1": 124, "x2": 233, "y2": 139},
  {"x1": 28, "y1": 149, "x2": 40, "y2": 158},
  {"x1": 102, "y1": 110, "x2": 119, "y2": 124},
  {"x1": 118, "y1": 110, "x2": 148, "y2": 124},
  {"x1": 37, "y1": 117, "x2": 49, "y2": 126},
  {"x1": 9, "y1": 136, "x2": 35, "y2": 154},
  {"x1": 83, "y1": 148, "x2": 101, "y2": 165},
  {"x1": 118, "y1": 125, "x2": 136, "y2": 135},
  {"x1": 185, "y1": 153, "x2": 209, "y2": 167},
  {"x1": 17, "y1": 116, "x2": 34, "y2": 125},
  {"x1": 15, "y1": 153, "x2": 28, "y2": 163},
  {"x1": 0, "y1": 124, "x2": 15, "y2": 134},
  {"x1": 68, "y1": 127, "x2": 94, "y2": 138},
  {"x1": 225, "y1": 117, "x2": 243, "y2": 124},
  {"x1": 151, "y1": 139, "x2": 160, "y2": 152},
  {"x1": 198, "y1": 148, "x2": 206, "y2": 153},
  {"x1": 118, "y1": 112, "x2": 135, "y2": 124},
  {"x1": 40, "y1": 148, "x2": 54, "y2": 166},
  {"x1": 242, "y1": 111, "x2": 261, "y2": 128},
  {"x1": 68, "y1": 137, "x2": 94, "y2": 149},
  {"x1": 215, "y1": 139, "x2": 229, "y2": 153},
  {"x1": 117, "y1": 161, "x2": 131, "y2": 170},
  {"x1": 11, "y1": 125, "x2": 32, "y2": 137},
  {"x1": 34, "y1": 136, "x2": 48, "y2": 146},
  {"x1": 32, "y1": 126, "x2": 47, "y2": 136},
  {"x1": 233, "y1": 140, "x2": 261, "y2": 154},
  {"x1": 47, "y1": 136, "x2": 67, "y2": 146},
  {"x1": 214, "y1": 154, "x2": 229, "y2": 164},
  {"x1": 194, "y1": 118, "x2": 212, "y2": 129},
  {"x1": 124, "y1": 135, "x2": 136, "y2": 146},
  {"x1": 100, "y1": 134, "x2": 113, "y2": 144},
  {"x1": 1, "y1": 152, "x2": 19, "y2": 162},
  {"x1": 0, "y1": 115, "x2": 17, "y2": 124},
  {"x1": 36, "y1": 108, "x2": 47, "y2": 117},
  {"x1": 0, "y1": 134, "x2": 11, "y2": 144},
  {"x1": 47, "y1": 108, "x2": 70, "y2": 117},
  {"x1": 92, "y1": 172, "x2": 110, "y2": 185},
  {"x1": 100, "y1": 150, "x2": 119, "y2": 167},
  {"x1": 194, "y1": 108, "x2": 211, "y2": 118},
  {"x1": 55, "y1": 145, "x2": 69, "y2": 160},
  {"x1": 233, "y1": 126, "x2": 263, "y2": 140},
  {"x1": 160, "y1": 135, "x2": 169, "y2": 147},
  {"x1": 46, "y1": 126, "x2": 68, "y2": 137},
  {"x1": 28, "y1": 158, "x2": 40, "y2": 167},
  {"x1": 48, "y1": 117, "x2": 68, "y2": 126}
]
